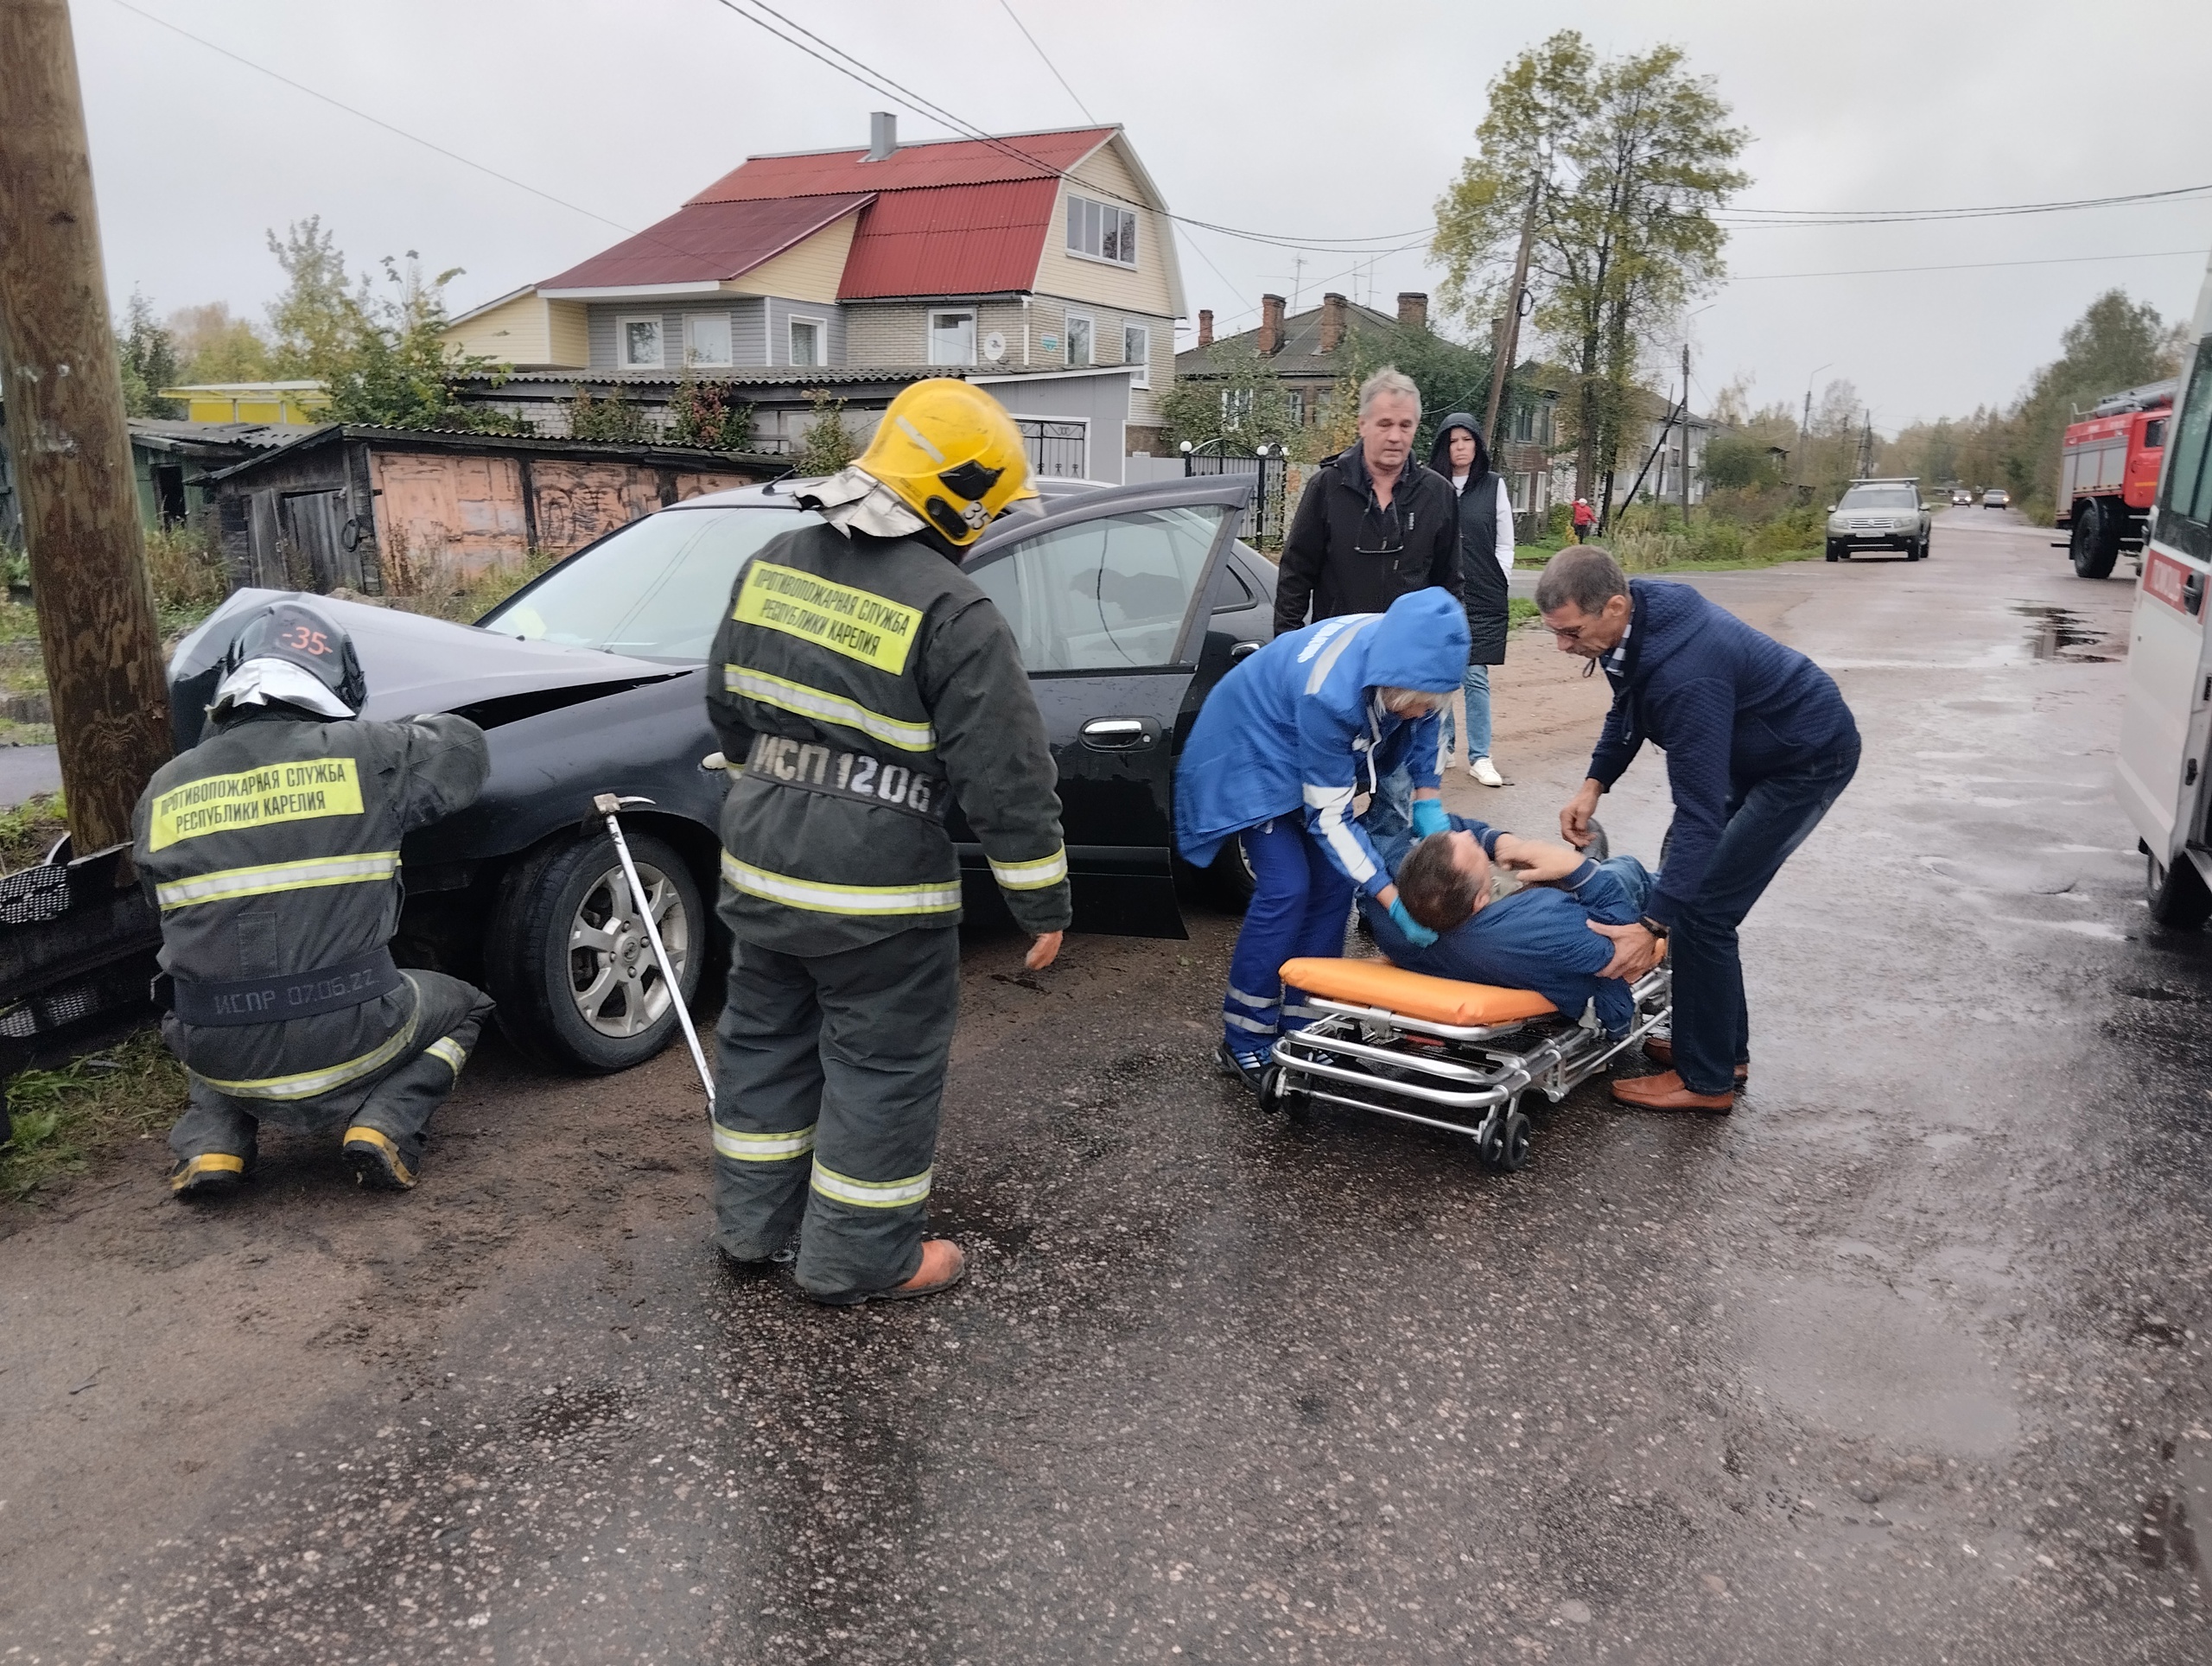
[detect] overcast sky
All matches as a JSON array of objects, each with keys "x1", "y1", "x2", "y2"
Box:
[{"x1": 68, "y1": 0, "x2": 2212, "y2": 435}]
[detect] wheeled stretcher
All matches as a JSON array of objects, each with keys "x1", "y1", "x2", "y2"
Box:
[{"x1": 1261, "y1": 955, "x2": 1673, "y2": 1171}]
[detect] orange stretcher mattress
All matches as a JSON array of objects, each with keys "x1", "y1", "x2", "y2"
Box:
[{"x1": 1279, "y1": 957, "x2": 1560, "y2": 1028}]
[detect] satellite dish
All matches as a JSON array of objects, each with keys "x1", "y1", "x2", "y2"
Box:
[{"x1": 982, "y1": 330, "x2": 1007, "y2": 362}]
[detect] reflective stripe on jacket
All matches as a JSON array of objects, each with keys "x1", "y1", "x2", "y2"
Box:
[
  {"x1": 132, "y1": 708, "x2": 489, "y2": 1094},
  {"x1": 707, "y1": 520, "x2": 1071, "y2": 955}
]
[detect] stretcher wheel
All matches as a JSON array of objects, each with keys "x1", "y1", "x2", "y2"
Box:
[
  {"x1": 1258, "y1": 1065, "x2": 1305, "y2": 1117},
  {"x1": 1495, "y1": 1108, "x2": 1532, "y2": 1173},
  {"x1": 1476, "y1": 1113, "x2": 1506, "y2": 1167}
]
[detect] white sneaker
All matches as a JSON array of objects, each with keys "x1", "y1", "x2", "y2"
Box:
[{"x1": 1470, "y1": 756, "x2": 1504, "y2": 787}]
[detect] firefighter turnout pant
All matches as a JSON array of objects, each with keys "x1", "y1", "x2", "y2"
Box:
[
  {"x1": 168, "y1": 970, "x2": 493, "y2": 1187},
  {"x1": 711, "y1": 925, "x2": 960, "y2": 1300}
]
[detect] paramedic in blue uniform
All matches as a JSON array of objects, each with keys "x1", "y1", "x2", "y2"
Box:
[{"x1": 1174, "y1": 587, "x2": 1470, "y2": 1090}]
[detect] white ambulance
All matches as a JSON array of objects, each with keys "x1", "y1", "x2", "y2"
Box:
[{"x1": 2117, "y1": 251, "x2": 2212, "y2": 925}]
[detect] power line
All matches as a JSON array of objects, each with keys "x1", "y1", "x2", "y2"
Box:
[
  {"x1": 1712, "y1": 181, "x2": 2212, "y2": 227},
  {"x1": 996, "y1": 0, "x2": 1095, "y2": 124},
  {"x1": 1727, "y1": 247, "x2": 2209, "y2": 283},
  {"x1": 109, "y1": 0, "x2": 636, "y2": 238}
]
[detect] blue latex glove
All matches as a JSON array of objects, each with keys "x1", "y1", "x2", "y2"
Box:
[
  {"x1": 1410, "y1": 797, "x2": 1450, "y2": 839},
  {"x1": 1387, "y1": 896, "x2": 1440, "y2": 947}
]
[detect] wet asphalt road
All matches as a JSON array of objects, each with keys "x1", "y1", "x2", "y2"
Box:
[{"x1": 5, "y1": 509, "x2": 2210, "y2": 1663}]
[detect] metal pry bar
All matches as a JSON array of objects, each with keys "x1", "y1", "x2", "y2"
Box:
[{"x1": 591, "y1": 792, "x2": 714, "y2": 1105}]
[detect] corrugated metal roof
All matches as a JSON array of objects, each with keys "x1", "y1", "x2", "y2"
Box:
[
  {"x1": 538, "y1": 194, "x2": 873, "y2": 291},
  {"x1": 838, "y1": 180, "x2": 1059, "y2": 300},
  {"x1": 475, "y1": 366, "x2": 944, "y2": 388},
  {"x1": 688, "y1": 128, "x2": 1114, "y2": 204}
]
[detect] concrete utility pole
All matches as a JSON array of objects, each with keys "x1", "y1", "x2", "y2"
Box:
[
  {"x1": 1680, "y1": 343, "x2": 1693, "y2": 525},
  {"x1": 1481, "y1": 172, "x2": 1542, "y2": 448},
  {"x1": 0, "y1": 0, "x2": 173, "y2": 853},
  {"x1": 1800, "y1": 386, "x2": 1815, "y2": 488}
]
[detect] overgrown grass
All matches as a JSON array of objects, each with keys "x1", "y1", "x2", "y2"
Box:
[
  {"x1": 145, "y1": 525, "x2": 232, "y2": 636},
  {"x1": 386, "y1": 550, "x2": 561, "y2": 626},
  {"x1": 1509, "y1": 596, "x2": 1539, "y2": 631},
  {"x1": 0, "y1": 790, "x2": 67, "y2": 872},
  {"x1": 0, "y1": 1027, "x2": 186, "y2": 1203}
]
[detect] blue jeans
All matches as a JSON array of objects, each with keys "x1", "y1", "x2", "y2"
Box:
[
  {"x1": 1668, "y1": 740, "x2": 1859, "y2": 1094},
  {"x1": 1221, "y1": 817, "x2": 1357, "y2": 1056},
  {"x1": 1440, "y1": 663, "x2": 1493, "y2": 764}
]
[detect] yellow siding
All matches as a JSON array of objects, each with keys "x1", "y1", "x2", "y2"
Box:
[
  {"x1": 728, "y1": 211, "x2": 859, "y2": 303},
  {"x1": 1032, "y1": 138, "x2": 1176, "y2": 318},
  {"x1": 442, "y1": 290, "x2": 588, "y2": 367}
]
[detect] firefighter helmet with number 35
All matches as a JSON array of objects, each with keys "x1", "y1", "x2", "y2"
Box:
[
  {"x1": 854, "y1": 378, "x2": 1040, "y2": 548},
  {"x1": 224, "y1": 601, "x2": 369, "y2": 715}
]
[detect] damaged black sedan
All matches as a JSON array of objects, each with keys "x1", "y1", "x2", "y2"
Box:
[{"x1": 168, "y1": 476, "x2": 1272, "y2": 1073}]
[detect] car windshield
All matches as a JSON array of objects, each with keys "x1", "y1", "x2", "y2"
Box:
[
  {"x1": 478, "y1": 506, "x2": 806, "y2": 660},
  {"x1": 1840, "y1": 486, "x2": 1916, "y2": 510}
]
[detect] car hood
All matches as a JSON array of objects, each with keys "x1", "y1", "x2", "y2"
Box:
[{"x1": 168, "y1": 588, "x2": 685, "y2": 751}]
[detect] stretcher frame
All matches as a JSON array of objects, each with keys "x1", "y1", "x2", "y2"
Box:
[{"x1": 1261, "y1": 966, "x2": 1672, "y2": 1171}]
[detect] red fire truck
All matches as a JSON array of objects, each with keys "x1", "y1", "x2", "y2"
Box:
[{"x1": 2057, "y1": 378, "x2": 2174, "y2": 578}]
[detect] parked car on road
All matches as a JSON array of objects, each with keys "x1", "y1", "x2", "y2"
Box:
[
  {"x1": 1982, "y1": 487, "x2": 2012, "y2": 509},
  {"x1": 1824, "y1": 477, "x2": 1931, "y2": 563},
  {"x1": 168, "y1": 476, "x2": 1274, "y2": 1073}
]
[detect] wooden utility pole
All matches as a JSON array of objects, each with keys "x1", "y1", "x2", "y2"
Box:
[
  {"x1": 0, "y1": 0, "x2": 173, "y2": 853},
  {"x1": 1799, "y1": 386, "x2": 1815, "y2": 488},
  {"x1": 1481, "y1": 173, "x2": 1542, "y2": 447}
]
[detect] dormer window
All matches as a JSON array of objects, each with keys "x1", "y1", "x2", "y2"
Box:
[{"x1": 1066, "y1": 192, "x2": 1137, "y2": 268}]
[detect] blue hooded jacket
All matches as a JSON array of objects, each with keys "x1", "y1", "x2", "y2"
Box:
[{"x1": 1174, "y1": 587, "x2": 1470, "y2": 898}]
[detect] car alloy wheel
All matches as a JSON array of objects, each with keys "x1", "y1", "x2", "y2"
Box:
[{"x1": 568, "y1": 858, "x2": 689, "y2": 1040}]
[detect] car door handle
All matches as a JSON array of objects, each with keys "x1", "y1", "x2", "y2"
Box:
[
  {"x1": 1082, "y1": 717, "x2": 1156, "y2": 750},
  {"x1": 1230, "y1": 639, "x2": 1263, "y2": 663}
]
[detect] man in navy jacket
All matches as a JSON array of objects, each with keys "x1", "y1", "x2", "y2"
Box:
[
  {"x1": 1537, "y1": 547, "x2": 1859, "y2": 1111},
  {"x1": 1363, "y1": 814, "x2": 1656, "y2": 1037}
]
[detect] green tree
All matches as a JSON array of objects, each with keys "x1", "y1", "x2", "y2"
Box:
[
  {"x1": 168, "y1": 301, "x2": 272, "y2": 384},
  {"x1": 115, "y1": 289, "x2": 181, "y2": 418},
  {"x1": 1157, "y1": 340, "x2": 1294, "y2": 452},
  {"x1": 2002, "y1": 289, "x2": 2185, "y2": 515},
  {"x1": 668, "y1": 367, "x2": 754, "y2": 450},
  {"x1": 565, "y1": 387, "x2": 649, "y2": 443},
  {"x1": 792, "y1": 391, "x2": 858, "y2": 474},
  {"x1": 264, "y1": 217, "x2": 355, "y2": 380},
  {"x1": 325, "y1": 253, "x2": 509, "y2": 429},
  {"x1": 1433, "y1": 32, "x2": 1749, "y2": 518}
]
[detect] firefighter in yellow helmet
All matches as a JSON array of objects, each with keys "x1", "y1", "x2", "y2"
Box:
[{"x1": 705, "y1": 379, "x2": 1070, "y2": 1304}]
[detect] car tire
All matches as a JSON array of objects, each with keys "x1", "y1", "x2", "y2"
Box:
[
  {"x1": 2070, "y1": 500, "x2": 2120, "y2": 580},
  {"x1": 1203, "y1": 835, "x2": 1256, "y2": 912},
  {"x1": 2147, "y1": 849, "x2": 2212, "y2": 932},
  {"x1": 1824, "y1": 540, "x2": 1841, "y2": 563},
  {"x1": 486, "y1": 829, "x2": 707, "y2": 1072}
]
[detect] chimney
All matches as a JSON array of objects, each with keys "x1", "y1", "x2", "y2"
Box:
[
  {"x1": 1396, "y1": 291, "x2": 1429, "y2": 331},
  {"x1": 1256, "y1": 294, "x2": 1286, "y2": 356},
  {"x1": 866, "y1": 111, "x2": 897, "y2": 162},
  {"x1": 1319, "y1": 292, "x2": 1347, "y2": 353},
  {"x1": 1197, "y1": 308, "x2": 1213, "y2": 349}
]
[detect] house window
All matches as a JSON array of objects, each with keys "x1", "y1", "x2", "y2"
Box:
[
  {"x1": 1123, "y1": 323, "x2": 1150, "y2": 388},
  {"x1": 929, "y1": 309, "x2": 976, "y2": 367},
  {"x1": 686, "y1": 313, "x2": 733, "y2": 368},
  {"x1": 788, "y1": 316, "x2": 823, "y2": 368},
  {"x1": 1065, "y1": 313, "x2": 1094, "y2": 368},
  {"x1": 619, "y1": 315, "x2": 664, "y2": 370},
  {"x1": 1223, "y1": 387, "x2": 1254, "y2": 423},
  {"x1": 1282, "y1": 387, "x2": 1302, "y2": 426},
  {"x1": 1065, "y1": 192, "x2": 1138, "y2": 267}
]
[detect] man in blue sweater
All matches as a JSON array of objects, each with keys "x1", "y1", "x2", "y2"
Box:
[
  {"x1": 1363, "y1": 817, "x2": 1656, "y2": 1037},
  {"x1": 1537, "y1": 547, "x2": 1859, "y2": 1111}
]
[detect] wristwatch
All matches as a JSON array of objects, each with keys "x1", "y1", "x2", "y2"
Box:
[{"x1": 1639, "y1": 916, "x2": 1669, "y2": 939}]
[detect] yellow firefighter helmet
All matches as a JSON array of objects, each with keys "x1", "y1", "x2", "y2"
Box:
[{"x1": 855, "y1": 378, "x2": 1039, "y2": 547}]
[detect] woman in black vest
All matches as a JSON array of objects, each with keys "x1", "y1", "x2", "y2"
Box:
[{"x1": 1428, "y1": 413, "x2": 1516, "y2": 786}]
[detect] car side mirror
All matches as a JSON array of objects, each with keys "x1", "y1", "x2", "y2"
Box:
[{"x1": 1827, "y1": 504, "x2": 1837, "y2": 512}]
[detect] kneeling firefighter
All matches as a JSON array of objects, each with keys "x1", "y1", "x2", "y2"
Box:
[
  {"x1": 135, "y1": 601, "x2": 493, "y2": 1198},
  {"x1": 707, "y1": 378, "x2": 1071, "y2": 1305}
]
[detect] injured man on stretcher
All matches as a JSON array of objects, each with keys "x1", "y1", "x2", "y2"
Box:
[{"x1": 1359, "y1": 815, "x2": 1654, "y2": 1037}]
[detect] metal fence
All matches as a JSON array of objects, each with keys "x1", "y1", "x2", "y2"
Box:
[{"x1": 1184, "y1": 451, "x2": 1288, "y2": 544}]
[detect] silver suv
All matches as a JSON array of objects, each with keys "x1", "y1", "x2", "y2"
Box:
[{"x1": 1825, "y1": 477, "x2": 1931, "y2": 563}]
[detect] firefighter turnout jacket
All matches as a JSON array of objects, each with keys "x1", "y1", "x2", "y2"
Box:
[
  {"x1": 133, "y1": 708, "x2": 491, "y2": 1106},
  {"x1": 708, "y1": 520, "x2": 1071, "y2": 956}
]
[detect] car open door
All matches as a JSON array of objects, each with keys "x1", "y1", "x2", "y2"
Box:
[{"x1": 955, "y1": 475, "x2": 1257, "y2": 938}]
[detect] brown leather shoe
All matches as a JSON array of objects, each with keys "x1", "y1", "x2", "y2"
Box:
[
  {"x1": 1642, "y1": 1036, "x2": 1748, "y2": 1081},
  {"x1": 1610, "y1": 1069, "x2": 1734, "y2": 1113},
  {"x1": 809, "y1": 1238, "x2": 968, "y2": 1306}
]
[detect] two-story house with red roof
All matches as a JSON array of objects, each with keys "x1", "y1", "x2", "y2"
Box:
[{"x1": 444, "y1": 115, "x2": 1183, "y2": 482}]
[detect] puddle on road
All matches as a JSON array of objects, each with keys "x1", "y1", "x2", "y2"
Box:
[{"x1": 2012, "y1": 601, "x2": 2117, "y2": 663}]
